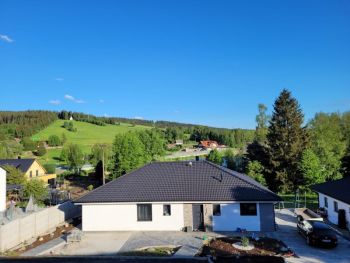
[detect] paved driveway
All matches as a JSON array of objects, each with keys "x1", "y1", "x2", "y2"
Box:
[
  {"x1": 273, "y1": 209, "x2": 350, "y2": 263},
  {"x1": 119, "y1": 231, "x2": 204, "y2": 257},
  {"x1": 54, "y1": 232, "x2": 132, "y2": 256}
]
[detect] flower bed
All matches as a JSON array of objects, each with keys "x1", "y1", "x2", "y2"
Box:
[
  {"x1": 119, "y1": 246, "x2": 181, "y2": 257},
  {"x1": 198, "y1": 236, "x2": 294, "y2": 259}
]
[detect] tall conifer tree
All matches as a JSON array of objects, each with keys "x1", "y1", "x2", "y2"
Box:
[{"x1": 267, "y1": 89, "x2": 308, "y2": 192}]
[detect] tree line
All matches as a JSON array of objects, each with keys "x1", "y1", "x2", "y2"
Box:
[{"x1": 0, "y1": 110, "x2": 57, "y2": 138}]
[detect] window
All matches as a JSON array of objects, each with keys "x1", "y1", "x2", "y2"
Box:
[
  {"x1": 163, "y1": 204, "x2": 171, "y2": 216},
  {"x1": 324, "y1": 197, "x2": 328, "y2": 208},
  {"x1": 36, "y1": 170, "x2": 39, "y2": 177},
  {"x1": 29, "y1": 171, "x2": 32, "y2": 178},
  {"x1": 334, "y1": 201, "x2": 338, "y2": 213},
  {"x1": 137, "y1": 204, "x2": 152, "y2": 221},
  {"x1": 240, "y1": 203, "x2": 257, "y2": 216},
  {"x1": 213, "y1": 204, "x2": 221, "y2": 216}
]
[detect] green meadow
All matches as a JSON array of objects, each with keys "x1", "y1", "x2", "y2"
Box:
[{"x1": 29, "y1": 120, "x2": 150, "y2": 164}]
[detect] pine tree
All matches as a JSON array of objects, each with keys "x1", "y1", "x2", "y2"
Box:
[{"x1": 267, "y1": 89, "x2": 308, "y2": 192}]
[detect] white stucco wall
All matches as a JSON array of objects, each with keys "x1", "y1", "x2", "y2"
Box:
[
  {"x1": 212, "y1": 203, "x2": 260, "y2": 231},
  {"x1": 82, "y1": 203, "x2": 184, "y2": 231},
  {"x1": 318, "y1": 193, "x2": 350, "y2": 228},
  {"x1": 0, "y1": 167, "x2": 6, "y2": 213}
]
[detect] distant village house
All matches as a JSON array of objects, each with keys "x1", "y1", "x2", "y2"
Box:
[{"x1": 0, "y1": 158, "x2": 56, "y2": 184}]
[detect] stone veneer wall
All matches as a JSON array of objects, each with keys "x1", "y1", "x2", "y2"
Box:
[
  {"x1": 183, "y1": 204, "x2": 193, "y2": 229},
  {"x1": 203, "y1": 203, "x2": 213, "y2": 232}
]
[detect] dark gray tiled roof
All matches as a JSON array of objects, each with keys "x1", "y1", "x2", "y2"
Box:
[
  {"x1": 0, "y1": 159, "x2": 36, "y2": 173},
  {"x1": 76, "y1": 160, "x2": 281, "y2": 203},
  {"x1": 311, "y1": 177, "x2": 350, "y2": 204}
]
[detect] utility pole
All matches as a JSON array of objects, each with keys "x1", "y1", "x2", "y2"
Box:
[{"x1": 102, "y1": 146, "x2": 105, "y2": 185}]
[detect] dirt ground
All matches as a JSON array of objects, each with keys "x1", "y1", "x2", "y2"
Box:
[{"x1": 13, "y1": 217, "x2": 81, "y2": 254}]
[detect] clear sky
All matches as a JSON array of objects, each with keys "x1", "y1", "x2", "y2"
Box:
[{"x1": 0, "y1": 0, "x2": 349, "y2": 128}]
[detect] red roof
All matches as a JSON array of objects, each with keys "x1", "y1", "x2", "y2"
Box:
[{"x1": 199, "y1": 140, "x2": 218, "y2": 148}]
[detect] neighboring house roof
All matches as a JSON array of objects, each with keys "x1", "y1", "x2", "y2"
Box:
[
  {"x1": 199, "y1": 140, "x2": 218, "y2": 148},
  {"x1": 0, "y1": 159, "x2": 36, "y2": 173},
  {"x1": 76, "y1": 160, "x2": 281, "y2": 203},
  {"x1": 6, "y1": 184, "x2": 23, "y2": 191},
  {"x1": 311, "y1": 177, "x2": 350, "y2": 205}
]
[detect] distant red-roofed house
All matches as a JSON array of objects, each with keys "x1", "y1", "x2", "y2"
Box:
[{"x1": 198, "y1": 140, "x2": 219, "y2": 149}]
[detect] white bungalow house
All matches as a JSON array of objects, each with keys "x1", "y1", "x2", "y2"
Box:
[
  {"x1": 312, "y1": 177, "x2": 350, "y2": 230},
  {"x1": 75, "y1": 160, "x2": 281, "y2": 232}
]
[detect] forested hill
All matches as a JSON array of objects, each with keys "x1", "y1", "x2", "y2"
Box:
[
  {"x1": 0, "y1": 111, "x2": 57, "y2": 138},
  {"x1": 0, "y1": 110, "x2": 254, "y2": 148}
]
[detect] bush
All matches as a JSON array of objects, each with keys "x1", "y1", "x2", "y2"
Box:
[
  {"x1": 24, "y1": 179, "x2": 48, "y2": 202},
  {"x1": 22, "y1": 137, "x2": 38, "y2": 151},
  {"x1": 43, "y1": 163, "x2": 56, "y2": 174},
  {"x1": 48, "y1": 135, "x2": 61, "y2": 146},
  {"x1": 87, "y1": 184, "x2": 94, "y2": 191},
  {"x1": 241, "y1": 236, "x2": 249, "y2": 247},
  {"x1": 36, "y1": 142, "x2": 47, "y2": 156},
  {"x1": 63, "y1": 121, "x2": 77, "y2": 132},
  {"x1": 61, "y1": 133, "x2": 67, "y2": 144}
]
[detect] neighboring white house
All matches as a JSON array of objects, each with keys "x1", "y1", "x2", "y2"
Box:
[
  {"x1": 75, "y1": 160, "x2": 281, "y2": 232},
  {"x1": 312, "y1": 177, "x2": 350, "y2": 230}
]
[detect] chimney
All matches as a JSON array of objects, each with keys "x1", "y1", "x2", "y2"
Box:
[
  {"x1": 18, "y1": 156, "x2": 21, "y2": 159},
  {"x1": 0, "y1": 167, "x2": 6, "y2": 213},
  {"x1": 195, "y1": 156, "x2": 200, "y2": 162},
  {"x1": 188, "y1": 161, "x2": 193, "y2": 167}
]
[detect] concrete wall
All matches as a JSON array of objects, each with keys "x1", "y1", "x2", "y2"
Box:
[
  {"x1": 318, "y1": 193, "x2": 350, "y2": 229},
  {"x1": 0, "y1": 168, "x2": 6, "y2": 213},
  {"x1": 82, "y1": 203, "x2": 184, "y2": 231},
  {"x1": 0, "y1": 201, "x2": 80, "y2": 252},
  {"x1": 212, "y1": 203, "x2": 261, "y2": 231}
]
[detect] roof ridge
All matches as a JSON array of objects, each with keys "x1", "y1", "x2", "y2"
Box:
[{"x1": 203, "y1": 160, "x2": 279, "y2": 199}]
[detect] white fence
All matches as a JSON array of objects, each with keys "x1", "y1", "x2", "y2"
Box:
[{"x1": 0, "y1": 201, "x2": 80, "y2": 252}]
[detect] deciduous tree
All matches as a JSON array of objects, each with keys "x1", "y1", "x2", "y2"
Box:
[
  {"x1": 4, "y1": 165, "x2": 26, "y2": 185},
  {"x1": 113, "y1": 132, "x2": 150, "y2": 178},
  {"x1": 246, "y1": 161, "x2": 267, "y2": 186},
  {"x1": 298, "y1": 149, "x2": 324, "y2": 190},
  {"x1": 207, "y1": 149, "x2": 222, "y2": 165}
]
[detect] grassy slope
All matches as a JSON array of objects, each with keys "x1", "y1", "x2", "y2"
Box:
[{"x1": 29, "y1": 120, "x2": 150, "y2": 164}]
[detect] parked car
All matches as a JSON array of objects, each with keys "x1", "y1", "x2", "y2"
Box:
[{"x1": 297, "y1": 219, "x2": 338, "y2": 247}]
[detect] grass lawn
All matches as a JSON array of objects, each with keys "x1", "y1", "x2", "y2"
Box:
[{"x1": 30, "y1": 120, "x2": 150, "y2": 165}]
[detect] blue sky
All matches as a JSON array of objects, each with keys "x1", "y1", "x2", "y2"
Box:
[{"x1": 0, "y1": 0, "x2": 349, "y2": 128}]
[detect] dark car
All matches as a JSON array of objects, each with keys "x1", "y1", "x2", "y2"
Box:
[{"x1": 297, "y1": 219, "x2": 338, "y2": 247}]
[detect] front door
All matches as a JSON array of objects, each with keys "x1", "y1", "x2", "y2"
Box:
[{"x1": 192, "y1": 204, "x2": 204, "y2": 231}]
